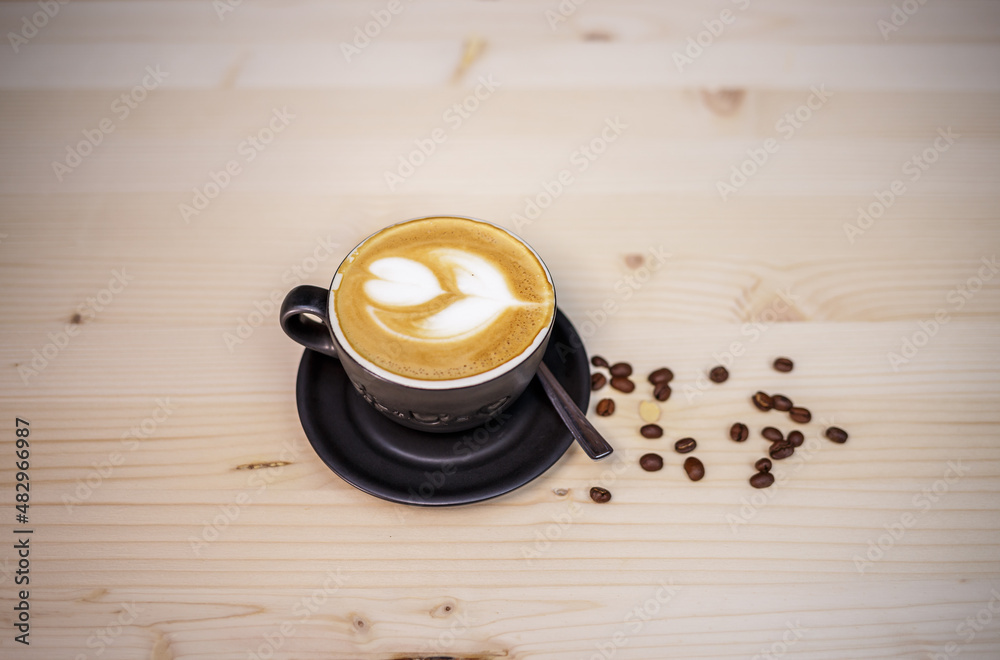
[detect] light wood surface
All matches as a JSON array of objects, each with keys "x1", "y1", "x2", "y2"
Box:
[{"x1": 2, "y1": 1, "x2": 999, "y2": 658}]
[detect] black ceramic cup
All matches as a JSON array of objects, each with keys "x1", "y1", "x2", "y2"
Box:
[{"x1": 280, "y1": 216, "x2": 556, "y2": 433}]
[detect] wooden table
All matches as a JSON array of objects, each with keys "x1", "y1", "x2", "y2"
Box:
[{"x1": 2, "y1": 1, "x2": 999, "y2": 658}]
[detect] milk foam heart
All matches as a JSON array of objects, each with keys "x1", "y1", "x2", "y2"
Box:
[
  {"x1": 363, "y1": 250, "x2": 523, "y2": 340},
  {"x1": 332, "y1": 217, "x2": 555, "y2": 381}
]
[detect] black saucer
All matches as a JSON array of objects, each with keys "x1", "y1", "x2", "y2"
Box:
[{"x1": 295, "y1": 309, "x2": 590, "y2": 506}]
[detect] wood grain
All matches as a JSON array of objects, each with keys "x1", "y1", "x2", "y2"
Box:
[{"x1": 1, "y1": 1, "x2": 999, "y2": 658}]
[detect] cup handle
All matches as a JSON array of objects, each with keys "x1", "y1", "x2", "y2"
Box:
[{"x1": 280, "y1": 285, "x2": 339, "y2": 358}]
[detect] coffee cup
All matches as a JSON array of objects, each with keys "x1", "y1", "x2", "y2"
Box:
[{"x1": 280, "y1": 215, "x2": 557, "y2": 432}]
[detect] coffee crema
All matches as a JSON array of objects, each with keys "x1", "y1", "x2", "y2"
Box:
[{"x1": 332, "y1": 217, "x2": 555, "y2": 381}]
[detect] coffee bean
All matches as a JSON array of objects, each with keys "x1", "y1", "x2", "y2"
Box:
[
  {"x1": 825, "y1": 426, "x2": 849, "y2": 444},
  {"x1": 787, "y1": 430, "x2": 804, "y2": 447},
  {"x1": 674, "y1": 437, "x2": 697, "y2": 454},
  {"x1": 761, "y1": 426, "x2": 783, "y2": 442},
  {"x1": 591, "y1": 355, "x2": 610, "y2": 368},
  {"x1": 750, "y1": 471, "x2": 775, "y2": 488},
  {"x1": 589, "y1": 486, "x2": 612, "y2": 503},
  {"x1": 639, "y1": 400, "x2": 661, "y2": 423},
  {"x1": 754, "y1": 457, "x2": 772, "y2": 473},
  {"x1": 729, "y1": 422, "x2": 749, "y2": 442},
  {"x1": 640, "y1": 424, "x2": 663, "y2": 439},
  {"x1": 773, "y1": 357, "x2": 794, "y2": 372},
  {"x1": 789, "y1": 406, "x2": 812, "y2": 424},
  {"x1": 648, "y1": 367, "x2": 674, "y2": 384},
  {"x1": 769, "y1": 441, "x2": 794, "y2": 460},
  {"x1": 591, "y1": 373, "x2": 607, "y2": 391},
  {"x1": 752, "y1": 391, "x2": 773, "y2": 411},
  {"x1": 683, "y1": 457, "x2": 705, "y2": 481},
  {"x1": 595, "y1": 398, "x2": 615, "y2": 416},
  {"x1": 771, "y1": 394, "x2": 793, "y2": 412},
  {"x1": 653, "y1": 382, "x2": 672, "y2": 401},
  {"x1": 610, "y1": 376, "x2": 635, "y2": 393},
  {"x1": 609, "y1": 362, "x2": 633, "y2": 377},
  {"x1": 639, "y1": 453, "x2": 663, "y2": 472},
  {"x1": 709, "y1": 365, "x2": 729, "y2": 383}
]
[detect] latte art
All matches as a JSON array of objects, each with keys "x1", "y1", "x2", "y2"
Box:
[
  {"x1": 332, "y1": 217, "x2": 555, "y2": 381},
  {"x1": 364, "y1": 249, "x2": 526, "y2": 341}
]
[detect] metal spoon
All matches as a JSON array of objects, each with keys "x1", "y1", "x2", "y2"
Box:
[{"x1": 536, "y1": 362, "x2": 614, "y2": 460}]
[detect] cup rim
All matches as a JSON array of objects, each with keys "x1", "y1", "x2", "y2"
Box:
[{"x1": 326, "y1": 215, "x2": 557, "y2": 390}]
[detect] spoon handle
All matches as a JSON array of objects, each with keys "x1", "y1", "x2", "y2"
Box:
[{"x1": 537, "y1": 362, "x2": 614, "y2": 460}]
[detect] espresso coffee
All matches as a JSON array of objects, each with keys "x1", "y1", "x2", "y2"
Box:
[{"x1": 332, "y1": 217, "x2": 555, "y2": 381}]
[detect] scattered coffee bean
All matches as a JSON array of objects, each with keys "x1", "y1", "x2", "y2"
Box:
[
  {"x1": 769, "y1": 441, "x2": 794, "y2": 460},
  {"x1": 589, "y1": 486, "x2": 612, "y2": 503},
  {"x1": 750, "y1": 471, "x2": 775, "y2": 488},
  {"x1": 709, "y1": 365, "x2": 729, "y2": 383},
  {"x1": 754, "y1": 457, "x2": 772, "y2": 473},
  {"x1": 683, "y1": 457, "x2": 705, "y2": 481},
  {"x1": 674, "y1": 437, "x2": 697, "y2": 454},
  {"x1": 653, "y1": 382, "x2": 672, "y2": 401},
  {"x1": 789, "y1": 406, "x2": 812, "y2": 424},
  {"x1": 752, "y1": 391, "x2": 773, "y2": 411},
  {"x1": 595, "y1": 398, "x2": 615, "y2": 416},
  {"x1": 729, "y1": 422, "x2": 749, "y2": 442},
  {"x1": 610, "y1": 376, "x2": 635, "y2": 393},
  {"x1": 640, "y1": 424, "x2": 663, "y2": 439},
  {"x1": 591, "y1": 373, "x2": 607, "y2": 391},
  {"x1": 773, "y1": 357, "x2": 794, "y2": 372},
  {"x1": 787, "y1": 430, "x2": 804, "y2": 447},
  {"x1": 771, "y1": 394, "x2": 793, "y2": 412},
  {"x1": 825, "y1": 426, "x2": 849, "y2": 444},
  {"x1": 761, "y1": 426, "x2": 784, "y2": 442},
  {"x1": 639, "y1": 400, "x2": 661, "y2": 423},
  {"x1": 591, "y1": 355, "x2": 610, "y2": 368},
  {"x1": 609, "y1": 362, "x2": 633, "y2": 377},
  {"x1": 639, "y1": 453, "x2": 663, "y2": 472},
  {"x1": 648, "y1": 367, "x2": 674, "y2": 384}
]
